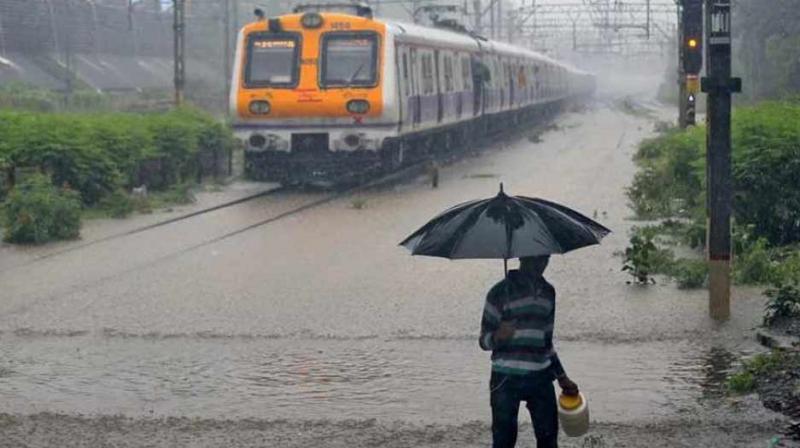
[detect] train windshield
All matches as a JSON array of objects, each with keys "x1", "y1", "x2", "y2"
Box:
[
  {"x1": 245, "y1": 34, "x2": 300, "y2": 87},
  {"x1": 321, "y1": 33, "x2": 378, "y2": 87}
]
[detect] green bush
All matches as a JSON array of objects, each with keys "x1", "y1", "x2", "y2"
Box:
[
  {"x1": 628, "y1": 127, "x2": 705, "y2": 219},
  {"x1": 98, "y1": 190, "x2": 134, "y2": 219},
  {"x1": 670, "y1": 258, "x2": 708, "y2": 289},
  {"x1": 0, "y1": 108, "x2": 233, "y2": 208},
  {"x1": 734, "y1": 237, "x2": 779, "y2": 284},
  {"x1": 732, "y1": 103, "x2": 800, "y2": 246},
  {"x1": 0, "y1": 81, "x2": 60, "y2": 112},
  {"x1": 727, "y1": 352, "x2": 786, "y2": 394},
  {"x1": 2, "y1": 174, "x2": 81, "y2": 244},
  {"x1": 727, "y1": 371, "x2": 755, "y2": 394},
  {"x1": 628, "y1": 102, "x2": 800, "y2": 246},
  {"x1": 0, "y1": 111, "x2": 120, "y2": 205},
  {"x1": 764, "y1": 281, "x2": 800, "y2": 326},
  {"x1": 622, "y1": 227, "x2": 676, "y2": 284}
]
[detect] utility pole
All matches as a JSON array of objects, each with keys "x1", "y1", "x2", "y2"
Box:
[
  {"x1": 507, "y1": 8, "x2": 514, "y2": 43},
  {"x1": 497, "y1": 0, "x2": 502, "y2": 41},
  {"x1": 701, "y1": 0, "x2": 740, "y2": 321},
  {"x1": 173, "y1": 0, "x2": 185, "y2": 107},
  {"x1": 474, "y1": 0, "x2": 482, "y2": 35},
  {"x1": 490, "y1": 0, "x2": 495, "y2": 38},
  {"x1": 223, "y1": 0, "x2": 231, "y2": 114},
  {"x1": 63, "y1": 0, "x2": 74, "y2": 108}
]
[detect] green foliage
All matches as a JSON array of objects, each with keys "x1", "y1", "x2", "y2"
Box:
[
  {"x1": 622, "y1": 227, "x2": 676, "y2": 284},
  {"x1": 0, "y1": 108, "x2": 232, "y2": 209},
  {"x1": 731, "y1": 103, "x2": 800, "y2": 246},
  {"x1": 735, "y1": 0, "x2": 800, "y2": 101},
  {"x1": 98, "y1": 190, "x2": 134, "y2": 219},
  {"x1": 734, "y1": 237, "x2": 778, "y2": 285},
  {"x1": 670, "y1": 258, "x2": 708, "y2": 289},
  {"x1": 727, "y1": 352, "x2": 786, "y2": 394},
  {"x1": 628, "y1": 127, "x2": 705, "y2": 219},
  {"x1": 0, "y1": 81, "x2": 61, "y2": 112},
  {"x1": 764, "y1": 281, "x2": 800, "y2": 327},
  {"x1": 1, "y1": 112, "x2": 120, "y2": 205},
  {"x1": 727, "y1": 371, "x2": 755, "y2": 394},
  {"x1": 150, "y1": 183, "x2": 196, "y2": 207},
  {"x1": 2, "y1": 174, "x2": 81, "y2": 244},
  {"x1": 628, "y1": 102, "x2": 800, "y2": 247}
]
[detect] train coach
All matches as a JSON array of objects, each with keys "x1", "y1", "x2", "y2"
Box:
[{"x1": 230, "y1": 3, "x2": 595, "y2": 185}]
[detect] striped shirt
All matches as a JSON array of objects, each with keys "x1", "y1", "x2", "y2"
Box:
[{"x1": 479, "y1": 270, "x2": 565, "y2": 376}]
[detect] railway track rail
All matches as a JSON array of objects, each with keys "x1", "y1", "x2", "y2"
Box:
[{"x1": 0, "y1": 160, "x2": 431, "y2": 275}]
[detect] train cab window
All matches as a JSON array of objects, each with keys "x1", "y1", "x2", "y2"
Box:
[
  {"x1": 245, "y1": 33, "x2": 300, "y2": 88},
  {"x1": 320, "y1": 32, "x2": 379, "y2": 88}
]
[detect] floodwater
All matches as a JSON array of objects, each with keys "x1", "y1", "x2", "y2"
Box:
[{"x1": 0, "y1": 98, "x2": 790, "y2": 446}]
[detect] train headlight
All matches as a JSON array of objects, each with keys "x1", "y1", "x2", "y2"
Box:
[
  {"x1": 344, "y1": 134, "x2": 361, "y2": 148},
  {"x1": 249, "y1": 100, "x2": 271, "y2": 115},
  {"x1": 346, "y1": 100, "x2": 370, "y2": 114},
  {"x1": 301, "y1": 12, "x2": 324, "y2": 29},
  {"x1": 249, "y1": 134, "x2": 267, "y2": 148}
]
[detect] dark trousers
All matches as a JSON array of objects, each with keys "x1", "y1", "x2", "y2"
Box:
[{"x1": 490, "y1": 370, "x2": 559, "y2": 448}]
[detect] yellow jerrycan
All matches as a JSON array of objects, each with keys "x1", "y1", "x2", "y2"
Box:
[{"x1": 557, "y1": 392, "x2": 589, "y2": 437}]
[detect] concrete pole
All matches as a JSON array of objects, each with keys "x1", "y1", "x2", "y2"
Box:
[
  {"x1": 223, "y1": 0, "x2": 231, "y2": 114},
  {"x1": 702, "y1": 0, "x2": 740, "y2": 321},
  {"x1": 173, "y1": 0, "x2": 185, "y2": 107},
  {"x1": 474, "y1": 0, "x2": 482, "y2": 34}
]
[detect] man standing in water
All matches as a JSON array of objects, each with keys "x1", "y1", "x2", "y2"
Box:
[{"x1": 479, "y1": 255, "x2": 579, "y2": 448}]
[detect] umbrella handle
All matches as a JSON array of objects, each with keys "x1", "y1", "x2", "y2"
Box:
[{"x1": 503, "y1": 258, "x2": 510, "y2": 314}]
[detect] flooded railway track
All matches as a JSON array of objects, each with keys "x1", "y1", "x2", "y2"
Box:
[{"x1": 2, "y1": 159, "x2": 433, "y2": 275}]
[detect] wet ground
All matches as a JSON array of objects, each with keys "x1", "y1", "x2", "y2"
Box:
[{"x1": 0, "y1": 94, "x2": 793, "y2": 446}]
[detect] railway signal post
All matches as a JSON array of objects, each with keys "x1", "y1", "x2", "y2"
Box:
[
  {"x1": 701, "y1": 0, "x2": 740, "y2": 320},
  {"x1": 679, "y1": 0, "x2": 703, "y2": 128}
]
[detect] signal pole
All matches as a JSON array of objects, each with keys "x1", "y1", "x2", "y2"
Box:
[
  {"x1": 679, "y1": 0, "x2": 702, "y2": 128},
  {"x1": 173, "y1": 0, "x2": 186, "y2": 107},
  {"x1": 701, "y1": 0, "x2": 740, "y2": 320}
]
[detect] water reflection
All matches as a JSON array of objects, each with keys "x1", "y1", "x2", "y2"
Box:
[{"x1": 0, "y1": 335, "x2": 761, "y2": 424}]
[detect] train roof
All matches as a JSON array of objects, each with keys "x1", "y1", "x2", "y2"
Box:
[{"x1": 383, "y1": 18, "x2": 586, "y2": 75}]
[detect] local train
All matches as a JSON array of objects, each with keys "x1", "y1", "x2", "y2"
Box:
[{"x1": 230, "y1": 4, "x2": 595, "y2": 185}]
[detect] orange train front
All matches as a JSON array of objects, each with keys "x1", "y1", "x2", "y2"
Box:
[{"x1": 231, "y1": 4, "x2": 595, "y2": 185}]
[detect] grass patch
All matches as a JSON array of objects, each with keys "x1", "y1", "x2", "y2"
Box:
[
  {"x1": 727, "y1": 371, "x2": 756, "y2": 394},
  {"x1": 350, "y1": 198, "x2": 368, "y2": 210},
  {"x1": 727, "y1": 352, "x2": 786, "y2": 394}
]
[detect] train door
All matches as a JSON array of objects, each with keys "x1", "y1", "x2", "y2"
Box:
[
  {"x1": 399, "y1": 47, "x2": 411, "y2": 129},
  {"x1": 410, "y1": 48, "x2": 421, "y2": 128},
  {"x1": 434, "y1": 50, "x2": 443, "y2": 123},
  {"x1": 470, "y1": 54, "x2": 483, "y2": 116},
  {"x1": 508, "y1": 62, "x2": 515, "y2": 108}
]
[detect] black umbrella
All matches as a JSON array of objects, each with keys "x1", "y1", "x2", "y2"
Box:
[{"x1": 400, "y1": 184, "x2": 610, "y2": 273}]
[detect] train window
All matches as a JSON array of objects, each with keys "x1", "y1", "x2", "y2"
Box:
[
  {"x1": 402, "y1": 53, "x2": 410, "y2": 95},
  {"x1": 461, "y1": 57, "x2": 471, "y2": 90},
  {"x1": 422, "y1": 54, "x2": 434, "y2": 95},
  {"x1": 443, "y1": 56, "x2": 454, "y2": 92},
  {"x1": 244, "y1": 33, "x2": 300, "y2": 88},
  {"x1": 320, "y1": 32, "x2": 379, "y2": 88}
]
